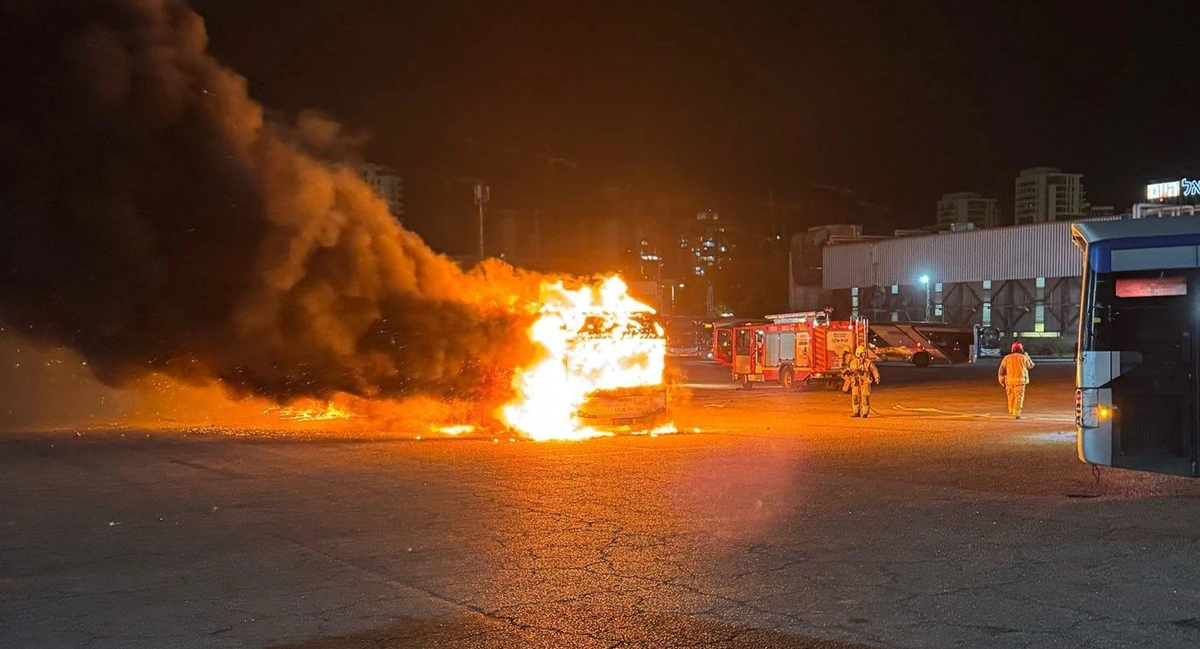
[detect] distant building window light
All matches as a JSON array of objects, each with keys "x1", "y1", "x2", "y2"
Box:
[{"x1": 982, "y1": 280, "x2": 992, "y2": 290}]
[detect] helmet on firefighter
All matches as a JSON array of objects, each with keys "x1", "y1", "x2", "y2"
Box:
[
  {"x1": 855, "y1": 345, "x2": 866, "y2": 355},
  {"x1": 1011, "y1": 341, "x2": 1024, "y2": 353}
]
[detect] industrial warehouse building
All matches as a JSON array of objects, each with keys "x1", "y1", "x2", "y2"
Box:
[{"x1": 818, "y1": 220, "x2": 1089, "y2": 339}]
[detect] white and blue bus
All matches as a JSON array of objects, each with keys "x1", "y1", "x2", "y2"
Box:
[{"x1": 1072, "y1": 216, "x2": 1200, "y2": 476}]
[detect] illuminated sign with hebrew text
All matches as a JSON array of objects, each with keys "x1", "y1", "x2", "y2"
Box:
[{"x1": 1147, "y1": 178, "x2": 1200, "y2": 200}]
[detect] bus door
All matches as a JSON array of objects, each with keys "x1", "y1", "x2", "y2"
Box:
[
  {"x1": 700, "y1": 324, "x2": 715, "y2": 361},
  {"x1": 1097, "y1": 272, "x2": 1198, "y2": 475}
]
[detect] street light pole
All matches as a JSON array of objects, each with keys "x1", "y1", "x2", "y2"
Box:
[{"x1": 919, "y1": 275, "x2": 931, "y2": 322}]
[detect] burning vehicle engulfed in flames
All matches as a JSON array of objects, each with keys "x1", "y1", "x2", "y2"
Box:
[
  {"x1": 500, "y1": 277, "x2": 672, "y2": 441},
  {"x1": 570, "y1": 312, "x2": 669, "y2": 430}
]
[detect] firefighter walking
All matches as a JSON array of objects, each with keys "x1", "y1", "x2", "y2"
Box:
[
  {"x1": 847, "y1": 345, "x2": 880, "y2": 418},
  {"x1": 998, "y1": 341, "x2": 1035, "y2": 419}
]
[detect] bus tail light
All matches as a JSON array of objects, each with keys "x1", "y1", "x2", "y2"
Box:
[
  {"x1": 1075, "y1": 389, "x2": 1084, "y2": 427},
  {"x1": 1076, "y1": 388, "x2": 1114, "y2": 428}
]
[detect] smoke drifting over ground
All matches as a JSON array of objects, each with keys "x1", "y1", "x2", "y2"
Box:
[{"x1": 0, "y1": 0, "x2": 537, "y2": 405}]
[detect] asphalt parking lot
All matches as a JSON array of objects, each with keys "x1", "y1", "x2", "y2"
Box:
[{"x1": 4, "y1": 358, "x2": 1200, "y2": 649}]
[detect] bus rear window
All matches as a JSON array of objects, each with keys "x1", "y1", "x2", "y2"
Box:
[{"x1": 1115, "y1": 276, "x2": 1187, "y2": 298}]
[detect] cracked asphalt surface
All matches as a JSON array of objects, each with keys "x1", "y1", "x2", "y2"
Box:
[{"x1": 4, "y1": 360, "x2": 1200, "y2": 648}]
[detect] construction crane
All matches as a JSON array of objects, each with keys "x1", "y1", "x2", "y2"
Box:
[
  {"x1": 811, "y1": 182, "x2": 890, "y2": 220},
  {"x1": 739, "y1": 190, "x2": 805, "y2": 214},
  {"x1": 461, "y1": 137, "x2": 577, "y2": 172}
]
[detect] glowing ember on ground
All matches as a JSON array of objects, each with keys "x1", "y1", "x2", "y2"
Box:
[
  {"x1": 267, "y1": 403, "x2": 355, "y2": 422},
  {"x1": 499, "y1": 276, "x2": 670, "y2": 441},
  {"x1": 433, "y1": 424, "x2": 476, "y2": 436},
  {"x1": 637, "y1": 423, "x2": 679, "y2": 437}
]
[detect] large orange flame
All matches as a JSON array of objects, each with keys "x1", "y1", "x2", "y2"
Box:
[{"x1": 500, "y1": 276, "x2": 669, "y2": 441}]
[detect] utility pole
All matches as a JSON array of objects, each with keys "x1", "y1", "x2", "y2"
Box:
[
  {"x1": 473, "y1": 183, "x2": 489, "y2": 260},
  {"x1": 920, "y1": 275, "x2": 931, "y2": 322}
]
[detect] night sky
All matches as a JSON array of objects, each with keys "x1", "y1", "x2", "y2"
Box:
[{"x1": 192, "y1": 0, "x2": 1198, "y2": 231}]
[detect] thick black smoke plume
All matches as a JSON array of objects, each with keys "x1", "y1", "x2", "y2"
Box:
[{"x1": 0, "y1": 0, "x2": 537, "y2": 403}]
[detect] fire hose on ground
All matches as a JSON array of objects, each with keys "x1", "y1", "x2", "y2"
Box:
[{"x1": 888, "y1": 404, "x2": 1073, "y2": 422}]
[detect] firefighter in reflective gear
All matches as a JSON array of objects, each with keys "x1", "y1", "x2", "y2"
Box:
[
  {"x1": 998, "y1": 341, "x2": 1035, "y2": 419},
  {"x1": 848, "y1": 345, "x2": 880, "y2": 418}
]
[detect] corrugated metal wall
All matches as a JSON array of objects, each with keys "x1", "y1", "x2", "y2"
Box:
[
  {"x1": 822, "y1": 221, "x2": 1085, "y2": 289},
  {"x1": 789, "y1": 285, "x2": 832, "y2": 312}
]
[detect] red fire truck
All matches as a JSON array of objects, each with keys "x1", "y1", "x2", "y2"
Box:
[{"x1": 715, "y1": 312, "x2": 869, "y2": 389}]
